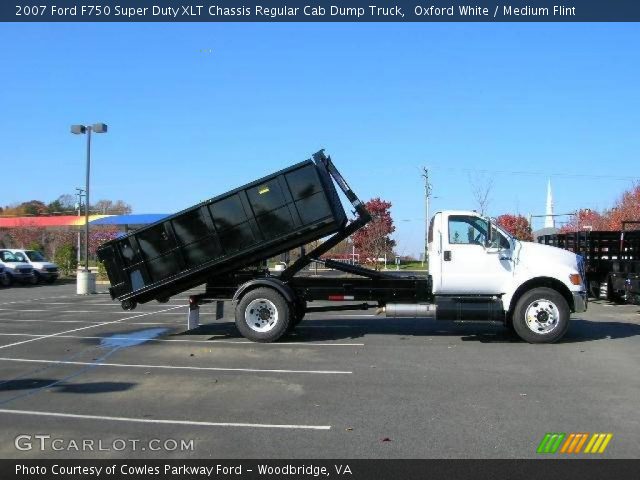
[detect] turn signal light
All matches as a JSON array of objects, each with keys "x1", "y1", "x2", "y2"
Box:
[{"x1": 569, "y1": 274, "x2": 582, "y2": 286}]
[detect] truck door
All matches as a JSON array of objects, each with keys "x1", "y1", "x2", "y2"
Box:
[{"x1": 436, "y1": 213, "x2": 513, "y2": 294}]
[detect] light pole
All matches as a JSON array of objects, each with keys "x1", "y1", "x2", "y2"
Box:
[
  {"x1": 74, "y1": 188, "x2": 86, "y2": 264},
  {"x1": 421, "y1": 167, "x2": 432, "y2": 268},
  {"x1": 71, "y1": 123, "x2": 107, "y2": 293}
]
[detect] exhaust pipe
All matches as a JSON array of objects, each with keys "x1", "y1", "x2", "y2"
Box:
[{"x1": 379, "y1": 303, "x2": 437, "y2": 318}]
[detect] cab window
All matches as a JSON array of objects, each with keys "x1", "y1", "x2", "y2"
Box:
[
  {"x1": 449, "y1": 216, "x2": 488, "y2": 245},
  {"x1": 448, "y1": 215, "x2": 510, "y2": 249}
]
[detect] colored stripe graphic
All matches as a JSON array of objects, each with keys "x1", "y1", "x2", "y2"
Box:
[
  {"x1": 584, "y1": 433, "x2": 613, "y2": 454},
  {"x1": 539, "y1": 432, "x2": 613, "y2": 454},
  {"x1": 537, "y1": 433, "x2": 565, "y2": 453},
  {"x1": 560, "y1": 433, "x2": 589, "y2": 453}
]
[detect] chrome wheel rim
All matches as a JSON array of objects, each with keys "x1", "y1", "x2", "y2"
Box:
[
  {"x1": 245, "y1": 299, "x2": 278, "y2": 333},
  {"x1": 524, "y1": 299, "x2": 560, "y2": 334}
]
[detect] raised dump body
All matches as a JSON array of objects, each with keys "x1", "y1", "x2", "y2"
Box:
[{"x1": 97, "y1": 154, "x2": 347, "y2": 308}]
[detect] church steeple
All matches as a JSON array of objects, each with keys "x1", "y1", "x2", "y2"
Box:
[{"x1": 544, "y1": 179, "x2": 555, "y2": 228}]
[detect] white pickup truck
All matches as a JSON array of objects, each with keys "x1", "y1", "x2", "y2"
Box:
[{"x1": 0, "y1": 250, "x2": 35, "y2": 286}]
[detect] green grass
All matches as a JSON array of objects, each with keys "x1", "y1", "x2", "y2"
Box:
[{"x1": 383, "y1": 261, "x2": 428, "y2": 271}]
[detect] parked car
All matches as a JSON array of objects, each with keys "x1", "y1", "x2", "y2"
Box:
[
  {"x1": 0, "y1": 250, "x2": 35, "y2": 286},
  {"x1": 0, "y1": 264, "x2": 5, "y2": 287},
  {"x1": 9, "y1": 249, "x2": 59, "y2": 284}
]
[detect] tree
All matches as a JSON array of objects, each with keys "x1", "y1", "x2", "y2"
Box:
[
  {"x1": 469, "y1": 173, "x2": 493, "y2": 215},
  {"x1": 47, "y1": 194, "x2": 76, "y2": 214},
  {"x1": 496, "y1": 214, "x2": 533, "y2": 241},
  {"x1": 352, "y1": 198, "x2": 396, "y2": 269},
  {"x1": 607, "y1": 182, "x2": 640, "y2": 230},
  {"x1": 560, "y1": 208, "x2": 609, "y2": 233},
  {"x1": 18, "y1": 200, "x2": 48, "y2": 216},
  {"x1": 93, "y1": 199, "x2": 132, "y2": 214}
]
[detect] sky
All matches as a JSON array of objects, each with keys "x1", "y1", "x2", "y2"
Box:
[{"x1": 1, "y1": 22, "x2": 638, "y2": 257}]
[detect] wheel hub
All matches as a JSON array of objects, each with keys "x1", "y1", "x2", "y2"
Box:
[
  {"x1": 525, "y1": 299, "x2": 559, "y2": 334},
  {"x1": 245, "y1": 299, "x2": 279, "y2": 333}
]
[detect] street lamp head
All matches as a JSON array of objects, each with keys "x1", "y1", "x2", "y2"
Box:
[
  {"x1": 70, "y1": 124, "x2": 86, "y2": 134},
  {"x1": 92, "y1": 123, "x2": 108, "y2": 133}
]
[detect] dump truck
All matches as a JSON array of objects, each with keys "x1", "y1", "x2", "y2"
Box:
[
  {"x1": 538, "y1": 223, "x2": 640, "y2": 304},
  {"x1": 98, "y1": 150, "x2": 587, "y2": 343}
]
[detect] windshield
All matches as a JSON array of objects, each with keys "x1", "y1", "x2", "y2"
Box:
[
  {"x1": 0, "y1": 251, "x2": 21, "y2": 263},
  {"x1": 25, "y1": 250, "x2": 46, "y2": 262},
  {"x1": 13, "y1": 251, "x2": 29, "y2": 262}
]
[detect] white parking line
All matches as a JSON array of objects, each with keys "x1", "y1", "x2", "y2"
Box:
[
  {"x1": 0, "y1": 305, "x2": 186, "y2": 351},
  {"x1": 0, "y1": 357, "x2": 352, "y2": 374},
  {"x1": 0, "y1": 409, "x2": 331, "y2": 430},
  {"x1": 0, "y1": 332, "x2": 365, "y2": 347},
  {"x1": 0, "y1": 319, "x2": 178, "y2": 325},
  {"x1": 0, "y1": 295, "x2": 76, "y2": 306}
]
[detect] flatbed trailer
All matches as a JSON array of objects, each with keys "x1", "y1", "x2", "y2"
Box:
[
  {"x1": 538, "y1": 224, "x2": 640, "y2": 304},
  {"x1": 100, "y1": 150, "x2": 586, "y2": 343}
]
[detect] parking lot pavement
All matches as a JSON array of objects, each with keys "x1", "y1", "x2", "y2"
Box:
[{"x1": 0, "y1": 283, "x2": 638, "y2": 459}]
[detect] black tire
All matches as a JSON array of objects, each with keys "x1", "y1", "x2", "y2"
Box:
[
  {"x1": 29, "y1": 274, "x2": 39, "y2": 285},
  {"x1": 235, "y1": 287, "x2": 291, "y2": 343},
  {"x1": 512, "y1": 287, "x2": 570, "y2": 343},
  {"x1": 287, "y1": 300, "x2": 307, "y2": 332},
  {"x1": 156, "y1": 297, "x2": 170, "y2": 304},
  {"x1": 45, "y1": 277, "x2": 56, "y2": 284},
  {"x1": 121, "y1": 299, "x2": 137, "y2": 311},
  {"x1": 2, "y1": 274, "x2": 14, "y2": 287}
]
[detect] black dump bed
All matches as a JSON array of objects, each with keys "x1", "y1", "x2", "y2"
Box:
[{"x1": 97, "y1": 154, "x2": 347, "y2": 305}]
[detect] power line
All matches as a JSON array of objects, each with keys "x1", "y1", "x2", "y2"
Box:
[{"x1": 430, "y1": 165, "x2": 639, "y2": 181}]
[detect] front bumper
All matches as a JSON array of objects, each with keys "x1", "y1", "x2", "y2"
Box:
[
  {"x1": 37, "y1": 271, "x2": 59, "y2": 279},
  {"x1": 572, "y1": 290, "x2": 588, "y2": 313}
]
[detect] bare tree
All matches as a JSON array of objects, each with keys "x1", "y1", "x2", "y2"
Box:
[{"x1": 469, "y1": 173, "x2": 494, "y2": 215}]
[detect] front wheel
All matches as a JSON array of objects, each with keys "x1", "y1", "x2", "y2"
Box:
[
  {"x1": 235, "y1": 288, "x2": 291, "y2": 343},
  {"x1": 2, "y1": 274, "x2": 13, "y2": 287},
  {"x1": 512, "y1": 287, "x2": 570, "y2": 343}
]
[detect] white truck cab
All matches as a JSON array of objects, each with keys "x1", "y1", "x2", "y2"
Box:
[
  {"x1": 9, "y1": 249, "x2": 59, "y2": 284},
  {"x1": 428, "y1": 211, "x2": 587, "y2": 342},
  {"x1": 0, "y1": 249, "x2": 35, "y2": 286}
]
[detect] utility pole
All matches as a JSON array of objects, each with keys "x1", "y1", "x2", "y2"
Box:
[
  {"x1": 421, "y1": 167, "x2": 432, "y2": 269},
  {"x1": 75, "y1": 188, "x2": 86, "y2": 265}
]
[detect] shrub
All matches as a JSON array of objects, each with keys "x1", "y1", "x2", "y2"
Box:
[{"x1": 54, "y1": 244, "x2": 78, "y2": 276}]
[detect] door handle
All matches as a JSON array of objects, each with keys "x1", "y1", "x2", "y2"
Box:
[{"x1": 444, "y1": 251, "x2": 452, "y2": 261}]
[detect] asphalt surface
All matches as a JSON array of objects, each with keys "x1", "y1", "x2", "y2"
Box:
[{"x1": 0, "y1": 282, "x2": 638, "y2": 459}]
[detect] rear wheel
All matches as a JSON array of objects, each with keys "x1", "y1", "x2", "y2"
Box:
[
  {"x1": 235, "y1": 288, "x2": 291, "y2": 343},
  {"x1": 512, "y1": 287, "x2": 570, "y2": 343},
  {"x1": 288, "y1": 300, "x2": 307, "y2": 332},
  {"x1": 121, "y1": 299, "x2": 137, "y2": 311}
]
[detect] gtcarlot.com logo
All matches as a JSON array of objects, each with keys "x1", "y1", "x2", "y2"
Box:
[{"x1": 537, "y1": 432, "x2": 613, "y2": 454}]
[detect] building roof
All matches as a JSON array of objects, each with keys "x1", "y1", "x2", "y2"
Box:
[
  {"x1": 90, "y1": 214, "x2": 169, "y2": 226},
  {"x1": 0, "y1": 214, "x2": 169, "y2": 228}
]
